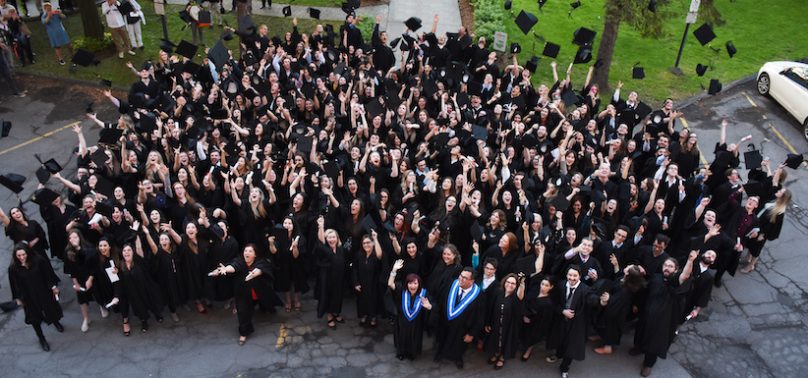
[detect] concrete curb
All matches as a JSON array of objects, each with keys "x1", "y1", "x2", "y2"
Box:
[{"x1": 677, "y1": 75, "x2": 756, "y2": 109}]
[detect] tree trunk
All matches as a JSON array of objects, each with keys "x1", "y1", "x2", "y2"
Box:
[
  {"x1": 76, "y1": 0, "x2": 105, "y2": 40},
  {"x1": 592, "y1": 0, "x2": 623, "y2": 92}
]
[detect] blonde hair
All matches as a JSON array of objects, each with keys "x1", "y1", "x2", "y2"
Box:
[
  {"x1": 770, "y1": 189, "x2": 792, "y2": 223},
  {"x1": 324, "y1": 229, "x2": 342, "y2": 247}
]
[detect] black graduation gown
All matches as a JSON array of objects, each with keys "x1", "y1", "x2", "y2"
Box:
[
  {"x1": 426, "y1": 261, "x2": 462, "y2": 299},
  {"x1": 635, "y1": 273, "x2": 689, "y2": 359},
  {"x1": 88, "y1": 249, "x2": 117, "y2": 308},
  {"x1": 484, "y1": 293, "x2": 523, "y2": 360},
  {"x1": 520, "y1": 294, "x2": 559, "y2": 350},
  {"x1": 178, "y1": 236, "x2": 210, "y2": 301},
  {"x1": 682, "y1": 266, "x2": 714, "y2": 321},
  {"x1": 270, "y1": 232, "x2": 309, "y2": 294},
  {"x1": 594, "y1": 282, "x2": 635, "y2": 346},
  {"x1": 315, "y1": 242, "x2": 346, "y2": 317},
  {"x1": 117, "y1": 255, "x2": 164, "y2": 320},
  {"x1": 4, "y1": 220, "x2": 50, "y2": 261},
  {"x1": 39, "y1": 203, "x2": 76, "y2": 260},
  {"x1": 8, "y1": 255, "x2": 63, "y2": 325},
  {"x1": 554, "y1": 281, "x2": 597, "y2": 361},
  {"x1": 208, "y1": 237, "x2": 239, "y2": 301},
  {"x1": 393, "y1": 284, "x2": 428, "y2": 358},
  {"x1": 352, "y1": 249, "x2": 382, "y2": 318},
  {"x1": 432, "y1": 281, "x2": 484, "y2": 362},
  {"x1": 151, "y1": 249, "x2": 186, "y2": 312},
  {"x1": 229, "y1": 257, "x2": 282, "y2": 336}
]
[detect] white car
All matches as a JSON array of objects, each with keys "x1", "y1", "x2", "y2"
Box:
[{"x1": 756, "y1": 61, "x2": 808, "y2": 139}]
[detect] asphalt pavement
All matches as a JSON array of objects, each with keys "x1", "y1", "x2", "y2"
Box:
[{"x1": 1, "y1": 74, "x2": 806, "y2": 378}]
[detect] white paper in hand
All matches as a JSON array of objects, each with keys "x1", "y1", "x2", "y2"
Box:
[{"x1": 106, "y1": 260, "x2": 120, "y2": 283}]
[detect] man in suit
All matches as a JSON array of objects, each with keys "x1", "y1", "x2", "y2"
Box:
[
  {"x1": 595, "y1": 226, "x2": 631, "y2": 281},
  {"x1": 432, "y1": 267, "x2": 484, "y2": 369},
  {"x1": 555, "y1": 264, "x2": 599, "y2": 378}
]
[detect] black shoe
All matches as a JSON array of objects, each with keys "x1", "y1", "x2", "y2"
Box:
[
  {"x1": 156, "y1": 316, "x2": 164, "y2": 323},
  {"x1": 39, "y1": 338, "x2": 50, "y2": 351},
  {"x1": 141, "y1": 320, "x2": 148, "y2": 333},
  {"x1": 54, "y1": 322, "x2": 64, "y2": 332},
  {"x1": 714, "y1": 280, "x2": 722, "y2": 288},
  {"x1": 433, "y1": 355, "x2": 441, "y2": 363},
  {"x1": 397, "y1": 354, "x2": 405, "y2": 360},
  {"x1": 455, "y1": 360, "x2": 464, "y2": 369}
]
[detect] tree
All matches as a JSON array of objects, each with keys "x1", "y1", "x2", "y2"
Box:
[
  {"x1": 591, "y1": 0, "x2": 724, "y2": 91},
  {"x1": 76, "y1": 0, "x2": 105, "y2": 40}
]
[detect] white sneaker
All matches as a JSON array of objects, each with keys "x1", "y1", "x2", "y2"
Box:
[
  {"x1": 106, "y1": 297, "x2": 119, "y2": 308},
  {"x1": 127, "y1": 50, "x2": 136, "y2": 56},
  {"x1": 81, "y1": 319, "x2": 90, "y2": 333},
  {"x1": 118, "y1": 52, "x2": 124, "y2": 59},
  {"x1": 100, "y1": 306, "x2": 109, "y2": 318}
]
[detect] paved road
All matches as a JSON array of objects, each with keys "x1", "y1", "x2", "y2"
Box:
[{"x1": 1, "y1": 75, "x2": 806, "y2": 378}]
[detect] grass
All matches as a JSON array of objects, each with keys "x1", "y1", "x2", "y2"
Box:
[
  {"x1": 17, "y1": 5, "x2": 335, "y2": 89},
  {"x1": 501, "y1": 0, "x2": 808, "y2": 104},
  {"x1": 272, "y1": 0, "x2": 343, "y2": 6}
]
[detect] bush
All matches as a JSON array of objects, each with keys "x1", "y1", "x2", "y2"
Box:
[
  {"x1": 72, "y1": 32, "x2": 114, "y2": 52},
  {"x1": 471, "y1": 0, "x2": 506, "y2": 41},
  {"x1": 356, "y1": 16, "x2": 376, "y2": 44}
]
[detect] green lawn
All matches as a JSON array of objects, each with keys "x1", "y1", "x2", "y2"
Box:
[
  {"x1": 17, "y1": 5, "x2": 335, "y2": 89},
  {"x1": 501, "y1": 0, "x2": 808, "y2": 104},
  {"x1": 272, "y1": 0, "x2": 343, "y2": 6}
]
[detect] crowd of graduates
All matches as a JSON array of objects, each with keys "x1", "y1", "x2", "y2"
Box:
[{"x1": 1, "y1": 7, "x2": 795, "y2": 377}]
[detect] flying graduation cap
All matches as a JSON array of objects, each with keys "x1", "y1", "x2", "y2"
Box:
[
  {"x1": 309, "y1": 7, "x2": 321, "y2": 19},
  {"x1": 693, "y1": 23, "x2": 716, "y2": 46},
  {"x1": 542, "y1": 42, "x2": 560, "y2": 58},
  {"x1": 0, "y1": 173, "x2": 25, "y2": 194},
  {"x1": 282, "y1": 6, "x2": 292, "y2": 17},
  {"x1": 176, "y1": 40, "x2": 199, "y2": 59},
  {"x1": 632, "y1": 63, "x2": 645, "y2": 79},
  {"x1": 71, "y1": 49, "x2": 97, "y2": 67},
  {"x1": 573, "y1": 27, "x2": 596, "y2": 46},
  {"x1": 696, "y1": 63, "x2": 708, "y2": 76},
  {"x1": 404, "y1": 17, "x2": 422, "y2": 31},
  {"x1": 726, "y1": 41, "x2": 737, "y2": 58},
  {"x1": 708, "y1": 79, "x2": 722, "y2": 95},
  {"x1": 514, "y1": 10, "x2": 538, "y2": 35}
]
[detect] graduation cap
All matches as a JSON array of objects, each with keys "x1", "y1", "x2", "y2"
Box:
[
  {"x1": 210, "y1": 224, "x2": 225, "y2": 239},
  {"x1": 98, "y1": 128, "x2": 123, "y2": 145},
  {"x1": 179, "y1": 10, "x2": 194, "y2": 24},
  {"x1": 341, "y1": 1, "x2": 356, "y2": 15},
  {"x1": 238, "y1": 15, "x2": 256, "y2": 35},
  {"x1": 404, "y1": 17, "x2": 422, "y2": 31},
  {"x1": 542, "y1": 42, "x2": 560, "y2": 58},
  {"x1": 0, "y1": 173, "x2": 25, "y2": 193},
  {"x1": 71, "y1": 49, "x2": 96, "y2": 67},
  {"x1": 744, "y1": 147, "x2": 763, "y2": 170},
  {"x1": 159, "y1": 39, "x2": 176, "y2": 53},
  {"x1": 35, "y1": 167, "x2": 51, "y2": 185},
  {"x1": 99, "y1": 79, "x2": 112, "y2": 88},
  {"x1": 550, "y1": 196, "x2": 570, "y2": 212},
  {"x1": 636, "y1": 102, "x2": 653, "y2": 120},
  {"x1": 696, "y1": 63, "x2": 708, "y2": 77},
  {"x1": 573, "y1": 44, "x2": 593, "y2": 64},
  {"x1": 648, "y1": 0, "x2": 657, "y2": 12},
  {"x1": 469, "y1": 222, "x2": 484, "y2": 242},
  {"x1": 365, "y1": 99, "x2": 385, "y2": 119},
  {"x1": 514, "y1": 10, "x2": 538, "y2": 35},
  {"x1": 176, "y1": 40, "x2": 199, "y2": 59},
  {"x1": 632, "y1": 64, "x2": 645, "y2": 79},
  {"x1": 525, "y1": 55, "x2": 539, "y2": 73},
  {"x1": 389, "y1": 37, "x2": 401, "y2": 50},
  {"x1": 323, "y1": 160, "x2": 341, "y2": 180},
  {"x1": 570, "y1": 0, "x2": 581, "y2": 9},
  {"x1": 432, "y1": 132, "x2": 449, "y2": 149},
  {"x1": 573, "y1": 27, "x2": 596, "y2": 46},
  {"x1": 693, "y1": 23, "x2": 716, "y2": 46},
  {"x1": 221, "y1": 29, "x2": 234, "y2": 41},
  {"x1": 708, "y1": 79, "x2": 722, "y2": 95},
  {"x1": 38, "y1": 157, "x2": 63, "y2": 174},
  {"x1": 95, "y1": 201, "x2": 113, "y2": 218},
  {"x1": 726, "y1": 41, "x2": 737, "y2": 58},
  {"x1": 561, "y1": 89, "x2": 580, "y2": 106},
  {"x1": 539, "y1": 0, "x2": 548, "y2": 8},
  {"x1": 308, "y1": 7, "x2": 321, "y2": 19},
  {"x1": 743, "y1": 181, "x2": 765, "y2": 198},
  {"x1": 182, "y1": 61, "x2": 202, "y2": 75},
  {"x1": 784, "y1": 153, "x2": 805, "y2": 169},
  {"x1": 282, "y1": 5, "x2": 292, "y2": 17},
  {"x1": 208, "y1": 39, "x2": 229, "y2": 70},
  {"x1": 1, "y1": 120, "x2": 10, "y2": 137},
  {"x1": 422, "y1": 79, "x2": 438, "y2": 98},
  {"x1": 117, "y1": 0, "x2": 134, "y2": 15},
  {"x1": 472, "y1": 125, "x2": 488, "y2": 140},
  {"x1": 296, "y1": 135, "x2": 313, "y2": 155},
  {"x1": 510, "y1": 42, "x2": 522, "y2": 54},
  {"x1": 32, "y1": 188, "x2": 59, "y2": 206},
  {"x1": 360, "y1": 214, "x2": 378, "y2": 235},
  {"x1": 90, "y1": 148, "x2": 111, "y2": 168},
  {"x1": 467, "y1": 80, "x2": 483, "y2": 96}
]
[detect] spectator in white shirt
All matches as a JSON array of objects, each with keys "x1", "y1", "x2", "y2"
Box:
[{"x1": 101, "y1": 0, "x2": 135, "y2": 58}]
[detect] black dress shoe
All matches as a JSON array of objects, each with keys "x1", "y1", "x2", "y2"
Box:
[
  {"x1": 455, "y1": 360, "x2": 464, "y2": 369},
  {"x1": 141, "y1": 320, "x2": 149, "y2": 333},
  {"x1": 39, "y1": 338, "x2": 50, "y2": 351},
  {"x1": 54, "y1": 322, "x2": 64, "y2": 332}
]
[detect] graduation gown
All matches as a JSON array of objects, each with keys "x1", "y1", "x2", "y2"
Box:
[
  {"x1": 8, "y1": 254, "x2": 63, "y2": 325},
  {"x1": 229, "y1": 257, "x2": 282, "y2": 336},
  {"x1": 270, "y1": 232, "x2": 309, "y2": 294},
  {"x1": 315, "y1": 242, "x2": 346, "y2": 317},
  {"x1": 178, "y1": 236, "x2": 210, "y2": 301},
  {"x1": 208, "y1": 236, "x2": 239, "y2": 301},
  {"x1": 352, "y1": 249, "x2": 382, "y2": 318},
  {"x1": 484, "y1": 293, "x2": 523, "y2": 359},
  {"x1": 150, "y1": 249, "x2": 186, "y2": 312},
  {"x1": 433, "y1": 280, "x2": 484, "y2": 362},
  {"x1": 554, "y1": 281, "x2": 597, "y2": 361},
  {"x1": 88, "y1": 249, "x2": 118, "y2": 308},
  {"x1": 520, "y1": 294, "x2": 559, "y2": 349},
  {"x1": 635, "y1": 273, "x2": 689, "y2": 358},
  {"x1": 117, "y1": 255, "x2": 164, "y2": 320},
  {"x1": 393, "y1": 285, "x2": 429, "y2": 358}
]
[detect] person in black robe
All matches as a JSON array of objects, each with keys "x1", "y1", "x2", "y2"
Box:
[
  {"x1": 388, "y1": 260, "x2": 433, "y2": 360},
  {"x1": 116, "y1": 240, "x2": 164, "y2": 335},
  {"x1": 315, "y1": 216, "x2": 347, "y2": 329},
  {"x1": 633, "y1": 252, "x2": 697, "y2": 377},
  {"x1": 209, "y1": 243, "x2": 281, "y2": 345},
  {"x1": 681, "y1": 250, "x2": 716, "y2": 322},
  {"x1": 431, "y1": 267, "x2": 484, "y2": 369},
  {"x1": 268, "y1": 216, "x2": 308, "y2": 312},
  {"x1": 484, "y1": 273, "x2": 526, "y2": 369},
  {"x1": 1, "y1": 206, "x2": 50, "y2": 261},
  {"x1": 352, "y1": 232, "x2": 384, "y2": 326},
  {"x1": 142, "y1": 227, "x2": 185, "y2": 322},
  {"x1": 87, "y1": 238, "x2": 118, "y2": 318},
  {"x1": 177, "y1": 222, "x2": 211, "y2": 313},
  {"x1": 37, "y1": 193, "x2": 77, "y2": 261},
  {"x1": 64, "y1": 230, "x2": 95, "y2": 332},
  {"x1": 741, "y1": 189, "x2": 790, "y2": 273},
  {"x1": 520, "y1": 275, "x2": 560, "y2": 362},
  {"x1": 8, "y1": 244, "x2": 64, "y2": 351},
  {"x1": 207, "y1": 221, "x2": 239, "y2": 307},
  {"x1": 592, "y1": 266, "x2": 647, "y2": 355},
  {"x1": 554, "y1": 264, "x2": 599, "y2": 377},
  {"x1": 425, "y1": 243, "x2": 463, "y2": 299}
]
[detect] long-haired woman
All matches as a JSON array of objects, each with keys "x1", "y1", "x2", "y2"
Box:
[
  {"x1": 742, "y1": 188, "x2": 791, "y2": 273},
  {"x1": 315, "y1": 216, "x2": 347, "y2": 329}
]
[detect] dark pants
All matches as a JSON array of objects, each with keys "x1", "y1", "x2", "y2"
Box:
[
  {"x1": 236, "y1": 297, "x2": 256, "y2": 336},
  {"x1": 0, "y1": 53, "x2": 21, "y2": 94},
  {"x1": 560, "y1": 357, "x2": 573, "y2": 372},
  {"x1": 643, "y1": 353, "x2": 658, "y2": 368},
  {"x1": 15, "y1": 35, "x2": 35, "y2": 64}
]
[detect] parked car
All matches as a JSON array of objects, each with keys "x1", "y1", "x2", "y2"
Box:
[{"x1": 756, "y1": 61, "x2": 808, "y2": 140}]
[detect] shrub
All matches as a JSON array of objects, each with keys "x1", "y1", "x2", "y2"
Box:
[
  {"x1": 471, "y1": 0, "x2": 506, "y2": 41},
  {"x1": 72, "y1": 32, "x2": 115, "y2": 52}
]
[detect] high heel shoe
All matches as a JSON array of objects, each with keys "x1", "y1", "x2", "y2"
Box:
[
  {"x1": 54, "y1": 322, "x2": 64, "y2": 333},
  {"x1": 39, "y1": 337, "x2": 50, "y2": 351},
  {"x1": 122, "y1": 320, "x2": 130, "y2": 336}
]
